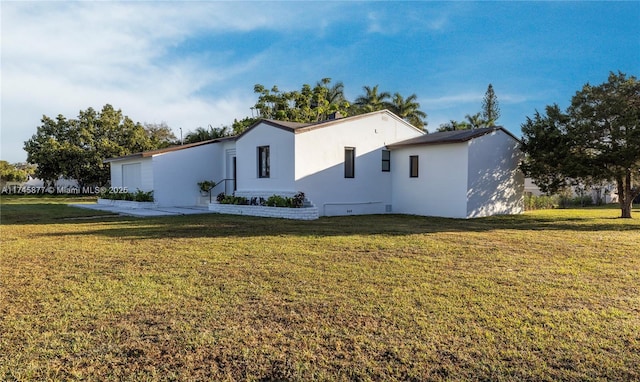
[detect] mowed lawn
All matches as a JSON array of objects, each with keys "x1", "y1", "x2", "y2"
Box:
[{"x1": 1, "y1": 196, "x2": 639, "y2": 381}]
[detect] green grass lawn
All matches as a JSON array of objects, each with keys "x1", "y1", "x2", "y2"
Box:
[{"x1": 1, "y1": 196, "x2": 639, "y2": 381}]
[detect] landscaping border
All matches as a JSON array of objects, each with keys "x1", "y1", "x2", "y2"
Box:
[{"x1": 208, "y1": 203, "x2": 319, "y2": 220}]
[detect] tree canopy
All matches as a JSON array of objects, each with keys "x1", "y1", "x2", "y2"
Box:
[
  {"x1": 183, "y1": 125, "x2": 233, "y2": 144},
  {"x1": 520, "y1": 72, "x2": 639, "y2": 218},
  {"x1": 252, "y1": 78, "x2": 351, "y2": 123},
  {"x1": 0, "y1": 161, "x2": 35, "y2": 185},
  {"x1": 144, "y1": 122, "x2": 177, "y2": 148},
  {"x1": 250, "y1": 79, "x2": 428, "y2": 130},
  {"x1": 24, "y1": 104, "x2": 174, "y2": 187},
  {"x1": 180, "y1": 78, "x2": 429, "y2": 144}
]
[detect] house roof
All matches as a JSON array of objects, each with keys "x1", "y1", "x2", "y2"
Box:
[
  {"x1": 386, "y1": 127, "x2": 520, "y2": 149},
  {"x1": 238, "y1": 109, "x2": 425, "y2": 138},
  {"x1": 103, "y1": 136, "x2": 236, "y2": 163},
  {"x1": 105, "y1": 110, "x2": 424, "y2": 163}
]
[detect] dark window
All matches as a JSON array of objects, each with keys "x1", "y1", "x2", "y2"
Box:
[
  {"x1": 410, "y1": 155, "x2": 419, "y2": 178},
  {"x1": 345, "y1": 147, "x2": 355, "y2": 178},
  {"x1": 258, "y1": 146, "x2": 270, "y2": 178},
  {"x1": 381, "y1": 150, "x2": 390, "y2": 172}
]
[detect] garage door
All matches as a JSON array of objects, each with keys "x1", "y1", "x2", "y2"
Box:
[{"x1": 122, "y1": 163, "x2": 142, "y2": 191}]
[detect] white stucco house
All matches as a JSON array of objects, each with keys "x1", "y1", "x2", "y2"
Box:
[
  {"x1": 387, "y1": 128, "x2": 524, "y2": 218},
  {"x1": 104, "y1": 137, "x2": 236, "y2": 207},
  {"x1": 106, "y1": 110, "x2": 524, "y2": 219}
]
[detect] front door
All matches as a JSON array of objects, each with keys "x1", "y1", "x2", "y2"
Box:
[
  {"x1": 225, "y1": 149, "x2": 236, "y2": 194},
  {"x1": 233, "y1": 157, "x2": 237, "y2": 192}
]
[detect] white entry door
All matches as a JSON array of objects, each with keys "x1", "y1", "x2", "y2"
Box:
[{"x1": 225, "y1": 149, "x2": 236, "y2": 194}]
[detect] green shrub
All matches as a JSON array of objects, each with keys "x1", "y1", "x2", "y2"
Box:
[
  {"x1": 98, "y1": 188, "x2": 154, "y2": 202},
  {"x1": 266, "y1": 194, "x2": 290, "y2": 207},
  {"x1": 559, "y1": 194, "x2": 593, "y2": 208},
  {"x1": 197, "y1": 180, "x2": 216, "y2": 193},
  {"x1": 218, "y1": 193, "x2": 305, "y2": 208},
  {"x1": 133, "y1": 189, "x2": 154, "y2": 202},
  {"x1": 219, "y1": 195, "x2": 249, "y2": 205},
  {"x1": 524, "y1": 194, "x2": 559, "y2": 210}
]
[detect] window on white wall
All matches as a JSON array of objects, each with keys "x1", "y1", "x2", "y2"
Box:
[
  {"x1": 258, "y1": 146, "x2": 270, "y2": 178},
  {"x1": 122, "y1": 163, "x2": 142, "y2": 191},
  {"x1": 410, "y1": 155, "x2": 419, "y2": 178},
  {"x1": 381, "y1": 150, "x2": 390, "y2": 172},
  {"x1": 345, "y1": 147, "x2": 355, "y2": 178}
]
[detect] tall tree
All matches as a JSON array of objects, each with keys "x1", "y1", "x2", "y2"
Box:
[
  {"x1": 144, "y1": 122, "x2": 177, "y2": 148},
  {"x1": 353, "y1": 85, "x2": 392, "y2": 113},
  {"x1": 464, "y1": 112, "x2": 490, "y2": 129},
  {"x1": 322, "y1": 79, "x2": 346, "y2": 104},
  {"x1": 520, "y1": 105, "x2": 573, "y2": 193},
  {"x1": 308, "y1": 78, "x2": 350, "y2": 121},
  {"x1": 481, "y1": 83, "x2": 501, "y2": 126},
  {"x1": 24, "y1": 104, "x2": 162, "y2": 187},
  {"x1": 253, "y1": 84, "x2": 293, "y2": 120},
  {"x1": 390, "y1": 93, "x2": 428, "y2": 130},
  {"x1": 23, "y1": 114, "x2": 71, "y2": 187},
  {"x1": 521, "y1": 72, "x2": 639, "y2": 218}
]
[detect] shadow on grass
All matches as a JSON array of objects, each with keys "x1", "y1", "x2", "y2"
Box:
[
  {"x1": 0, "y1": 203, "x2": 119, "y2": 225},
  {"x1": 14, "y1": 204, "x2": 640, "y2": 241}
]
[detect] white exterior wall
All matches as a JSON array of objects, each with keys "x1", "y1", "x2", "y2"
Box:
[
  {"x1": 467, "y1": 131, "x2": 524, "y2": 217},
  {"x1": 109, "y1": 158, "x2": 154, "y2": 191},
  {"x1": 151, "y1": 143, "x2": 223, "y2": 207},
  {"x1": 391, "y1": 143, "x2": 469, "y2": 218},
  {"x1": 235, "y1": 123, "x2": 296, "y2": 196},
  {"x1": 294, "y1": 113, "x2": 424, "y2": 216}
]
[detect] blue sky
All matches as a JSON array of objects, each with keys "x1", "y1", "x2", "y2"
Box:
[{"x1": 2, "y1": 1, "x2": 639, "y2": 163}]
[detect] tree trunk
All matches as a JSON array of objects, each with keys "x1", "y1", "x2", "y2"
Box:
[
  {"x1": 621, "y1": 197, "x2": 632, "y2": 219},
  {"x1": 619, "y1": 170, "x2": 637, "y2": 219}
]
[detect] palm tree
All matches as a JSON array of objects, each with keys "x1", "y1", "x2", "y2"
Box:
[
  {"x1": 390, "y1": 93, "x2": 428, "y2": 130},
  {"x1": 354, "y1": 85, "x2": 392, "y2": 113},
  {"x1": 310, "y1": 78, "x2": 349, "y2": 121},
  {"x1": 326, "y1": 80, "x2": 346, "y2": 104},
  {"x1": 437, "y1": 120, "x2": 471, "y2": 132},
  {"x1": 183, "y1": 125, "x2": 230, "y2": 144},
  {"x1": 464, "y1": 112, "x2": 490, "y2": 129}
]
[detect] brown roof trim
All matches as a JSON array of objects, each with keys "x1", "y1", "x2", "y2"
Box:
[
  {"x1": 103, "y1": 136, "x2": 236, "y2": 163},
  {"x1": 386, "y1": 127, "x2": 520, "y2": 149},
  {"x1": 294, "y1": 109, "x2": 424, "y2": 134},
  {"x1": 237, "y1": 110, "x2": 424, "y2": 139},
  {"x1": 236, "y1": 119, "x2": 311, "y2": 139}
]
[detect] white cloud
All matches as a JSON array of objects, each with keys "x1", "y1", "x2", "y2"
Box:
[
  {"x1": 0, "y1": 2, "x2": 277, "y2": 162},
  {"x1": 1, "y1": 1, "x2": 366, "y2": 162}
]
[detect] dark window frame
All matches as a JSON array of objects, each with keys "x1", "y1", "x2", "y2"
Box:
[
  {"x1": 258, "y1": 146, "x2": 270, "y2": 178},
  {"x1": 410, "y1": 155, "x2": 419, "y2": 178},
  {"x1": 381, "y1": 150, "x2": 391, "y2": 172},
  {"x1": 344, "y1": 147, "x2": 355, "y2": 178}
]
